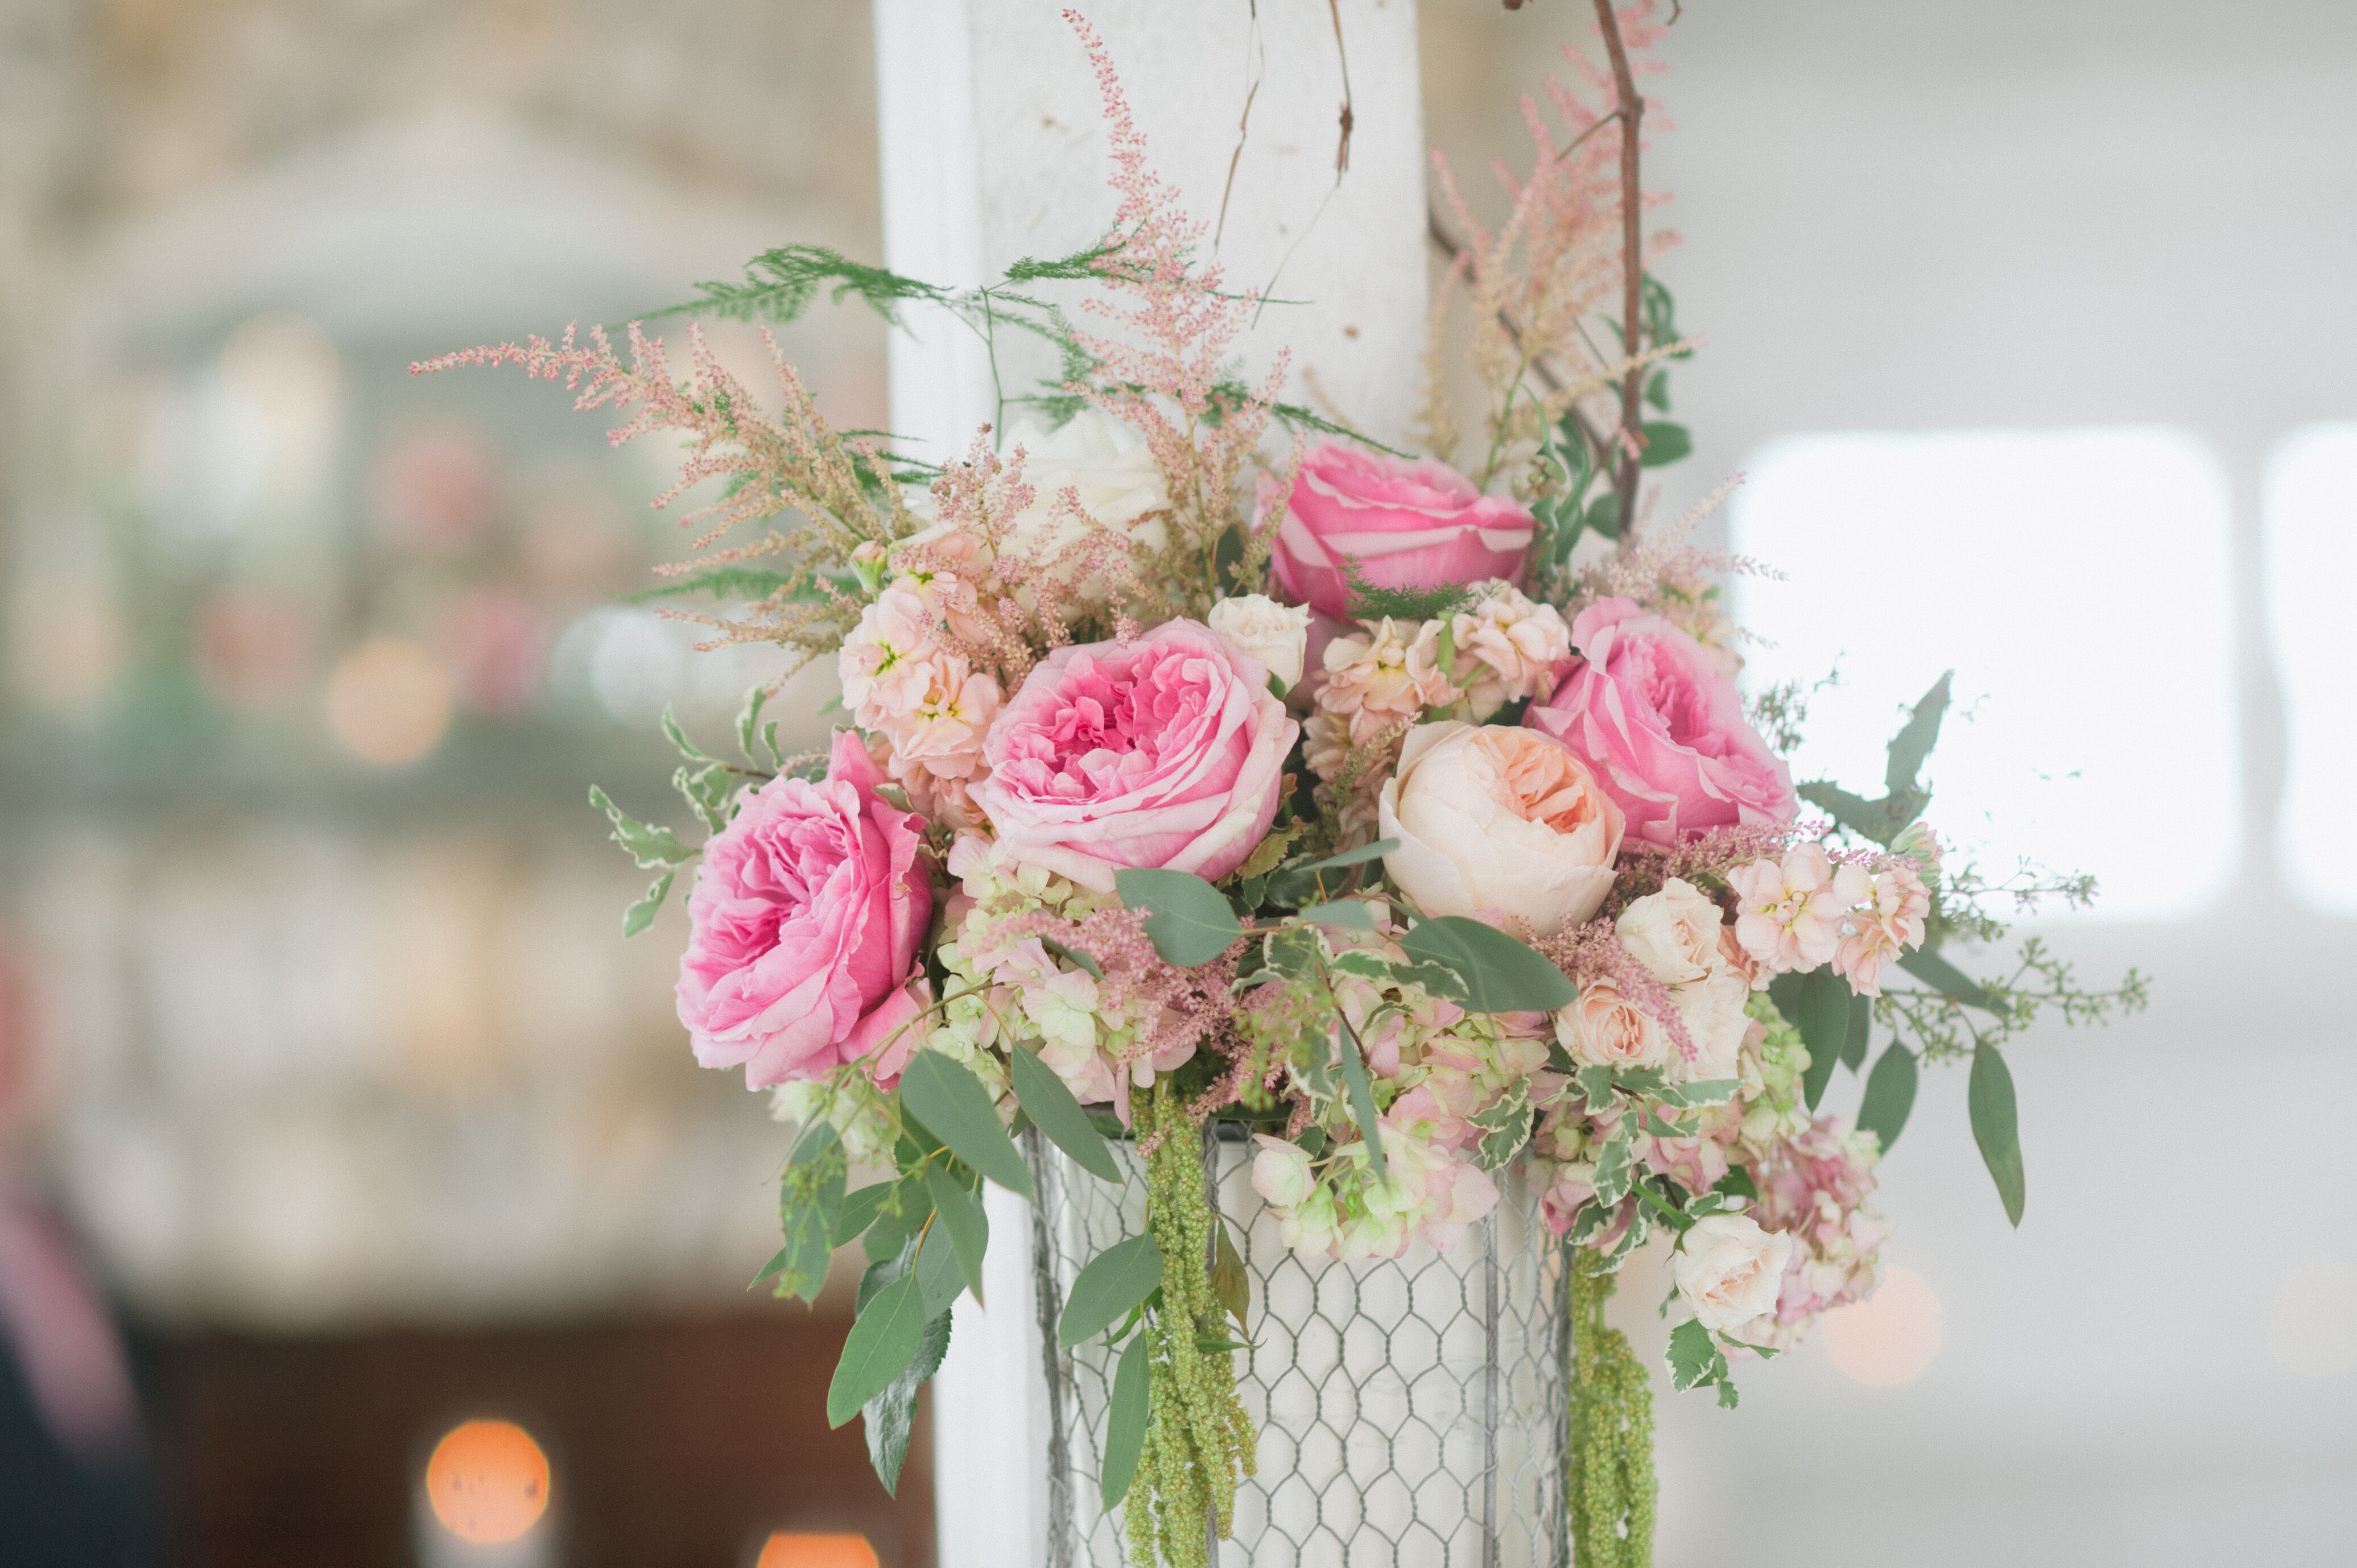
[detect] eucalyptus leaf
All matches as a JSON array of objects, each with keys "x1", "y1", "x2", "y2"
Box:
[
  {"x1": 1897, "y1": 948, "x2": 1994, "y2": 1010},
  {"x1": 1885, "y1": 672, "x2": 1953, "y2": 797},
  {"x1": 1297, "y1": 901, "x2": 1376, "y2": 930},
  {"x1": 923, "y1": 1165, "x2": 990, "y2": 1302},
  {"x1": 1099, "y1": 1333, "x2": 1152, "y2": 1509},
  {"x1": 1857, "y1": 1043, "x2": 1919, "y2": 1155},
  {"x1": 1058, "y1": 1233, "x2": 1165, "y2": 1347},
  {"x1": 1210, "y1": 1223, "x2": 1250, "y2": 1333},
  {"x1": 1840, "y1": 991, "x2": 1872, "y2": 1073},
  {"x1": 827, "y1": 1272, "x2": 927, "y2": 1427},
  {"x1": 1334, "y1": 1021, "x2": 1389, "y2": 1183},
  {"x1": 1115, "y1": 868, "x2": 1244, "y2": 966},
  {"x1": 899, "y1": 1052, "x2": 1033, "y2": 1198},
  {"x1": 862, "y1": 1310, "x2": 951, "y2": 1495},
  {"x1": 832, "y1": 1182, "x2": 893, "y2": 1249},
  {"x1": 1009, "y1": 1048, "x2": 1124, "y2": 1184},
  {"x1": 1397, "y1": 917, "x2": 1576, "y2": 1012},
  {"x1": 862, "y1": 1177, "x2": 934, "y2": 1264},
  {"x1": 1289, "y1": 839, "x2": 1405, "y2": 876},
  {"x1": 1969, "y1": 1042, "x2": 2025, "y2": 1227},
  {"x1": 1792, "y1": 970, "x2": 1852, "y2": 1111},
  {"x1": 914, "y1": 1224, "x2": 965, "y2": 1319},
  {"x1": 1039, "y1": 937, "x2": 1105, "y2": 980}
]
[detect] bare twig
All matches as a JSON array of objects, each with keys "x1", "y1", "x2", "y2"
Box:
[
  {"x1": 1424, "y1": 207, "x2": 1615, "y2": 472},
  {"x1": 1214, "y1": 2, "x2": 1265, "y2": 250},
  {"x1": 1591, "y1": 0, "x2": 1647, "y2": 528},
  {"x1": 1327, "y1": 0, "x2": 1355, "y2": 174}
]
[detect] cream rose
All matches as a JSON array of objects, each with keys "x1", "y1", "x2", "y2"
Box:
[
  {"x1": 1670, "y1": 966, "x2": 1751, "y2": 1083},
  {"x1": 1554, "y1": 975, "x2": 1668, "y2": 1071},
  {"x1": 897, "y1": 408, "x2": 1169, "y2": 588},
  {"x1": 1378, "y1": 722, "x2": 1625, "y2": 934},
  {"x1": 1208, "y1": 594, "x2": 1312, "y2": 692},
  {"x1": 1001, "y1": 408, "x2": 1169, "y2": 571},
  {"x1": 1616, "y1": 877, "x2": 1728, "y2": 986},
  {"x1": 1671, "y1": 1214, "x2": 1794, "y2": 1337}
]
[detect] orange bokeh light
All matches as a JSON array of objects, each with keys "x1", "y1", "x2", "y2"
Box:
[
  {"x1": 754, "y1": 1532, "x2": 879, "y2": 1568},
  {"x1": 425, "y1": 1419, "x2": 551, "y2": 1545}
]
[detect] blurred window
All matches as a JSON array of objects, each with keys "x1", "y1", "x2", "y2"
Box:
[
  {"x1": 2263, "y1": 423, "x2": 2357, "y2": 916},
  {"x1": 1729, "y1": 427, "x2": 2238, "y2": 922}
]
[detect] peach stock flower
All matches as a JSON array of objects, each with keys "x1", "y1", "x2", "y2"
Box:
[{"x1": 1729, "y1": 845, "x2": 1871, "y2": 975}]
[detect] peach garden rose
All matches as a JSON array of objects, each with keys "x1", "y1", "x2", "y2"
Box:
[
  {"x1": 969, "y1": 619, "x2": 1299, "y2": 892},
  {"x1": 1378, "y1": 721, "x2": 1625, "y2": 934},
  {"x1": 1269, "y1": 441, "x2": 1537, "y2": 619},
  {"x1": 676, "y1": 729, "x2": 932, "y2": 1089},
  {"x1": 1526, "y1": 595, "x2": 1797, "y2": 847}
]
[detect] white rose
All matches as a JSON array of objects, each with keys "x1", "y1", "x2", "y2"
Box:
[
  {"x1": 1379, "y1": 722, "x2": 1625, "y2": 936},
  {"x1": 1002, "y1": 408, "x2": 1169, "y2": 571},
  {"x1": 1251, "y1": 1134, "x2": 1317, "y2": 1209},
  {"x1": 1615, "y1": 877, "x2": 1727, "y2": 986},
  {"x1": 1671, "y1": 1214, "x2": 1794, "y2": 1337},
  {"x1": 895, "y1": 408, "x2": 1170, "y2": 589},
  {"x1": 1669, "y1": 966, "x2": 1751, "y2": 1083},
  {"x1": 1208, "y1": 594, "x2": 1312, "y2": 692}
]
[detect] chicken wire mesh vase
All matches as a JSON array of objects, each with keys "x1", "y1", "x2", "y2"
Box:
[{"x1": 1028, "y1": 1127, "x2": 1572, "y2": 1568}]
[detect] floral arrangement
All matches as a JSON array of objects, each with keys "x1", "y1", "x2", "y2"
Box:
[{"x1": 419, "y1": 7, "x2": 2143, "y2": 1565}]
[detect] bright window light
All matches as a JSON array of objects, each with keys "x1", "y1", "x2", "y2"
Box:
[
  {"x1": 2264, "y1": 424, "x2": 2357, "y2": 916},
  {"x1": 1729, "y1": 428, "x2": 2237, "y2": 922}
]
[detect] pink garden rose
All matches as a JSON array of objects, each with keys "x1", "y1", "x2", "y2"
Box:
[
  {"x1": 1268, "y1": 442, "x2": 1535, "y2": 619},
  {"x1": 677, "y1": 728, "x2": 932, "y2": 1089},
  {"x1": 970, "y1": 619, "x2": 1300, "y2": 892},
  {"x1": 1524, "y1": 596, "x2": 1797, "y2": 847}
]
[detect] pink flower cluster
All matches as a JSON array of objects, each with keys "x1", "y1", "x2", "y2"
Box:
[
  {"x1": 1728, "y1": 846, "x2": 1930, "y2": 994},
  {"x1": 1745, "y1": 1115, "x2": 1888, "y2": 1351},
  {"x1": 675, "y1": 730, "x2": 932, "y2": 1089},
  {"x1": 839, "y1": 569, "x2": 1002, "y2": 830}
]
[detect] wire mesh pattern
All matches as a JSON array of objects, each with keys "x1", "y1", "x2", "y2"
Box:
[{"x1": 1030, "y1": 1128, "x2": 1571, "y2": 1568}]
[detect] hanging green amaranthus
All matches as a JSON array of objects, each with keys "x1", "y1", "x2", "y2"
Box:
[
  {"x1": 1128, "y1": 1082, "x2": 1256, "y2": 1568},
  {"x1": 1570, "y1": 1263, "x2": 1656, "y2": 1568}
]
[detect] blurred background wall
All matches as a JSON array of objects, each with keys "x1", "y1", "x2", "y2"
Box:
[{"x1": 0, "y1": 1, "x2": 2351, "y2": 1566}]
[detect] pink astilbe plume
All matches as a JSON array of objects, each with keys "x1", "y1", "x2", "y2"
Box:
[
  {"x1": 1536, "y1": 918, "x2": 1699, "y2": 1068},
  {"x1": 1425, "y1": 1, "x2": 1684, "y2": 484},
  {"x1": 1063, "y1": 10, "x2": 1289, "y2": 605},
  {"x1": 412, "y1": 322, "x2": 905, "y2": 671}
]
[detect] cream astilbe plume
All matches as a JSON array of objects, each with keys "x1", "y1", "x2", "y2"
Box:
[{"x1": 412, "y1": 321, "x2": 911, "y2": 675}]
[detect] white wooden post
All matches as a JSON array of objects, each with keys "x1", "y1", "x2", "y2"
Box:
[{"x1": 870, "y1": 3, "x2": 1429, "y2": 1562}]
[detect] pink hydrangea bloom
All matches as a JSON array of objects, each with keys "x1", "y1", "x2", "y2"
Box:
[
  {"x1": 1524, "y1": 596, "x2": 1796, "y2": 847},
  {"x1": 676, "y1": 729, "x2": 932, "y2": 1089},
  {"x1": 1746, "y1": 1115, "x2": 1888, "y2": 1351},
  {"x1": 1832, "y1": 862, "x2": 1931, "y2": 997},
  {"x1": 1729, "y1": 845, "x2": 1871, "y2": 974},
  {"x1": 969, "y1": 619, "x2": 1298, "y2": 892},
  {"x1": 1269, "y1": 442, "x2": 1535, "y2": 619}
]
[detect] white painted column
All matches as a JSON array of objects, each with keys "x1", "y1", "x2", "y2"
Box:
[{"x1": 872, "y1": 4, "x2": 1429, "y2": 1562}]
